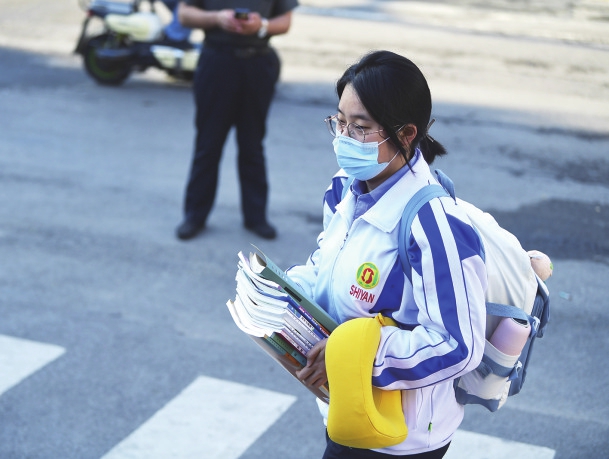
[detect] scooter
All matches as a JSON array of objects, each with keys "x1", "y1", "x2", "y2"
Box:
[{"x1": 74, "y1": 0, "x2": 200, "y2": 85}]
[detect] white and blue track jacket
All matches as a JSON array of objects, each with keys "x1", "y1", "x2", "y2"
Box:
[{"x1": 287, "y1": 154, "x2": 487, "y2": 455}]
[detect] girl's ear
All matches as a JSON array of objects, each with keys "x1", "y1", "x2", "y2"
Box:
[{"x1": 398, "y1": 124, "x2": 418, "y2": 145}]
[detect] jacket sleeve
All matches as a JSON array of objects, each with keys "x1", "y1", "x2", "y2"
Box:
[
  {"x1": 372, "y1": 197, "x2": 488, "y2": 390},
  {"x1": 286, "y1": 170, "x2": 348, "y2": 297}
]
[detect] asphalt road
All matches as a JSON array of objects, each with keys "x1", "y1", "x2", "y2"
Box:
[{"x1": 1, "y1": 1, "x2": 608, "y2": 458}]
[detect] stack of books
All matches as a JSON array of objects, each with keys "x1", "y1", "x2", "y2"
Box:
[{"x1": 226, "y1": 250, "x2": 338, "y2": 402}]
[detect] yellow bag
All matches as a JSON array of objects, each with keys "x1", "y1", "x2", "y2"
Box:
[{"x1": 325, "y1": 314, "x2": 407, "y2": 449}]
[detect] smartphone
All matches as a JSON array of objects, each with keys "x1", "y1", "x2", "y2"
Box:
[{"x1": 234, "y1": 8, "x2": 250, "y2": 20}]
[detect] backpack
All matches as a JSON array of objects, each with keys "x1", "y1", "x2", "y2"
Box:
[{"x1": 342, "y1": 170, "x2": 550, "y2": 412}]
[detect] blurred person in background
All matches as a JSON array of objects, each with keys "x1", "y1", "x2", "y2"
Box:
[{"x1": 175, "y1": 0, "x2": 298, "y2": 241}]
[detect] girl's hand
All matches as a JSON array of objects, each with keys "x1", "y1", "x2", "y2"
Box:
[{"x1": 296, "y1": 339, "x2": 328, "y2": 388}]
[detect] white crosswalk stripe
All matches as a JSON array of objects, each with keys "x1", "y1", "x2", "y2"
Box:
[
  {"x1": 99, "y1": 373, "x2": 556, "y2": 459},
  {"x1": 446, "y1": 429, "x2": 556, "y2": 459},
  {"x1": 101, "y1": 375, "x2": 297, "y2": 459},
  {"x1": 0, "y1": 334, "x2": 65, "y2": 396},
  {"x1": 0, "y1": 337, "x2": 556, "y2": 459}
]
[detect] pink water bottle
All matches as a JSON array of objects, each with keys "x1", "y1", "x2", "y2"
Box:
[{"x1": 489, "y1": 317, "x2": 531, "y2": 357}]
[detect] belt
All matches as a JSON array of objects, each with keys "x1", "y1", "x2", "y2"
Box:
[{"x1": 205, "y1": 43, "x2": 272, "y2": 59}]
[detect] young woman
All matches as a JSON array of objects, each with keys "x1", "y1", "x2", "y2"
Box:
[{"x1": 289, "y1": 51, "x2": 488, "y2": 458}]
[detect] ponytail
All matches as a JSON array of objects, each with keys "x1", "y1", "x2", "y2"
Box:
[{"x1": 417, "y1": 123, "x2": 447, "y2": 165}]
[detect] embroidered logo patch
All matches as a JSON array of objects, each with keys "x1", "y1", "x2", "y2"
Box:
[{"x1": 356, "y1": 262, "x2": 380, "y2": 289}]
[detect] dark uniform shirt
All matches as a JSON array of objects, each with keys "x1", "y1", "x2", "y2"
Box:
[{"x1": 184, "y1": 0, "x2": 298, "y2": 48}]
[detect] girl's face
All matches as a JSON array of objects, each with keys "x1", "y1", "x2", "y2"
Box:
[{"x1": 337, "y1": 84, "x2": 409, "y2": 190}]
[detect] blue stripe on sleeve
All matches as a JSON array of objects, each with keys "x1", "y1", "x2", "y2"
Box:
[
  {"x1": 419, "y1": 203, "x2": 464, "y2": 348},
  {"x1": 446, "y1": 213, "x2": 484, "y2": 261},
  {"x1": 373, "y1": 345, "x2": 471, "y2": 386},
  {"x1": 372, "y1": 201, "x2": 477, "y2": 386},
  {"x1": 369, "y1": 257, "x2": 404, "y2": 317}
]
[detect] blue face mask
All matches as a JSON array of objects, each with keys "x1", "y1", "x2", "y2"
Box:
[{"x1": 333, "y1": 135, "x2": 397, "y2": 181}]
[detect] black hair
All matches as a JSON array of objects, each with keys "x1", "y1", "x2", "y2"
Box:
[{"x1": 336, "y1": 50, "x2": 447, "y2": 165}]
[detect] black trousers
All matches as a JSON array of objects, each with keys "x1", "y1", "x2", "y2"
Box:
[
  {"x1": 183, "y1": 45, "x2": 280, "y2": 226},
  {"x1": 322, "y1": 432, "x2": 451, "y2": 459}
]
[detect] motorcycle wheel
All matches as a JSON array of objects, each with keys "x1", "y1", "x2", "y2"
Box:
[
  {"x1": 83, "y1": 34, "x2": 132, "y2": 86},
  {"x1": 167, "y1": 70, "x2": 195, "y2": 82}
]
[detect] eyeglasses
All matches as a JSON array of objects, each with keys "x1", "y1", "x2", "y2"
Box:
[{"x1": 324, "y1": 115, "x2": 385, "y2": 143}]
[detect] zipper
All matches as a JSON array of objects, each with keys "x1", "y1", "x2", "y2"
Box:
[
  {"x1": 327, "y1": 218, "x2": 354, "y2": 319},
  {"x1": 339, "y1": 231, "x2": 349, "y2": 250},
  {"x1": 427, "y1": 385, "x2": 437, "y2": 448}
]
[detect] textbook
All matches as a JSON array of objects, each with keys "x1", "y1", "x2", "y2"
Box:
[
  {"x1": 226, "y1": 249, "x2": 338, "y2": 402},
  {"x1": 247, "y1": 250, "x2": 337, "y2": 333}
]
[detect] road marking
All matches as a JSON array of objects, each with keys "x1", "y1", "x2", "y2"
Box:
[
  {"x1": 0, "y1": 335, "x2": 554, "y2": 459},
  {"x1": 101, "y1": 375, "x2": 297, "y2": 459},
  {"x1": 0, "y1": 334, "x2": 66, "y2": 396},
  {"x1": 446, "y1": 429, "x2": 556, "y2": 459}
]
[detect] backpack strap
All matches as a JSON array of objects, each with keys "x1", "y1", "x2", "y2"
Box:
[
  {"x1": 398, "y1": 184, "x2": 450, "y2": 283},
  {"x1": 486, "y1": 302, "x2": 531, "y2": 324}
]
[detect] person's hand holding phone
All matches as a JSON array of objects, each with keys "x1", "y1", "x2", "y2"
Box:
[
  {"x1": 215, "y1": 8, "x2": 263, "y2": 35},
  {"x1": 231, "y1": 8, "x2": 263, "y2": 35},
  {"x1": 233, "y1": 8, "x2": 250, "y2": 20}
]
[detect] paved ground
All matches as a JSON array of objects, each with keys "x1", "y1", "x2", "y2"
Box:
[{"x1": 1, "y1": 1, "x2": 608, "y2": 458}]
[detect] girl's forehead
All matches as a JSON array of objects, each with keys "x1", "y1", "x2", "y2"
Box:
[{"x1": 338, "y1": 85, "x2": 373, "y2": 122}]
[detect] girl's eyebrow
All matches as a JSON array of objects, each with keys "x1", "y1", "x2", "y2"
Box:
[{"x1": 337, "y1": 107, "x2": 374, "y2": 123}]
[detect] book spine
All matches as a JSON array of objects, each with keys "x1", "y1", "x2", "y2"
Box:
[
  {"x1": 280, "y1": 328, "x2": 311, "y2": 355},
  {"x1": 268, "y1": 333, "x2": 307, "y2": 366},
  {"x1": 284, "y1": 310, "x2": 324, "y2": 345},
  {"x1": 286, "y1": 302, "x2": 329, "y2": 339},
  {"x1": 261, "y1": 336, "x2": 302, "y2": 367},
  {"x1": 284, "y1": 322, "x2": 314, "y2": 351},
  {"x1": 297, "y1": 304, "x2": 331, "y2": 337}
]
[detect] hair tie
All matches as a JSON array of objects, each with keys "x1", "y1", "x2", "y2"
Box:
[{"x1": 426, "y1": 118, "x2": 436, "y2": 143}]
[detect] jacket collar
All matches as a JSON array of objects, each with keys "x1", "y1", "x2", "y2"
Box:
[{"x1": 337, "y1": 154, "x2": 436, "y2": 233}]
